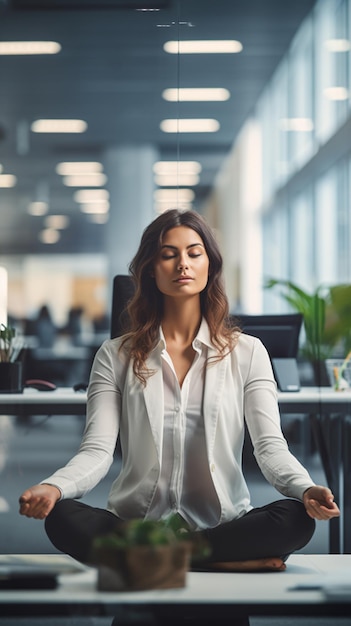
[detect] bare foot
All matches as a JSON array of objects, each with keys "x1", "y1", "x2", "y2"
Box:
[{"x1": 204, "y1": 557, "x2": 286, "y2": 572}]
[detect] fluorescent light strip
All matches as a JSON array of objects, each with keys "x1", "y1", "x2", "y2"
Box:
[
  {"x1": 79, "y1": 203, "x2": 110, "y2": 214},
  {"x1": 39, "y1": 229, "x2": 60, "y2": 244},
  {"x1": 87, "y1": 213, "x2": 109, "y2": 224},
  {"x1": 164, "y1": 40, "x2": 243, "y2": 54},
  {"x1": 0, "y1": 174, "x2": 17, "y2": 187},
  {"x1": 45, "y1": 215, "x2": 69, "y2": 229},
  {"x1": 163, "y1": 88, "x2": 230, "y2": 102},
  {"x1": 154, "y1": 188, "x2": 195, "y2": 202},
  {"x1": 0, "y1": 41, "x2": 61, "y2": 55},
  {"x1": 324, "y1": 86, "x2": 349, "y2": 100},
  {"x1": 279, "y1": 118, "x2": 314, "y2": 132},
  {"x1": 27, "y1": 201, "x2": 49, "y2": 216},
  {"x1": 74, "y1": 189, "x2": 109, "y2": 204},
  {"x1": 325, "y1": 39, "x2": 351, "y2": 52},
  {"x1": 155, "y1": 174, "x2": 199, "y2": 187},
  {"x1": 31, "y1": 119, "x2": 87, "y2": 133},
  {"x1": 153, "y1": 161, "x2": 202, "y2": 175},
  {"x1": 63, "y1": 174, "x2": 107, "y2": 187},
  {"x1": 56, "y1": 162, "x2": 103, "y2": 175},
  {"x1": 160, "y1": 119, "x2": 219, "y2": 133}
]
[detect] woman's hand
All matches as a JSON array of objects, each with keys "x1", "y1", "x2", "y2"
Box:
[
  {"x1": 303, "y1": 485, "x2": 340, "y2": 520},
  {"x1": 19, "y1": 484, "x2": 61, "y2": 520}
]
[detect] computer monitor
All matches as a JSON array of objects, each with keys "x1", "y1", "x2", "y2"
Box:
[
  {"x1": 231, "y1": 313, "x2": 303, "y2": 391},
  {"x1": 232, "y1": 313, "x2": 303, "y2": 359}
]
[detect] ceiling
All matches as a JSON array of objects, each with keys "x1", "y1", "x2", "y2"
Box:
[{"x1": 0, "y1": 0, "x2": 316, "y2": 255}]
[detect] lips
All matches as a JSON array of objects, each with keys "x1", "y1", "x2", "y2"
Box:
[{"x1": 174, "y1": 276, "x2": 193, "y2": 282}]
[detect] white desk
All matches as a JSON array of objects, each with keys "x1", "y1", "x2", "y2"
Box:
[
  {"x1": 0, "y1": 385, "x2": 350, "y2": 416},
  {"x1": 0, "y1": 554, "x2": 351, "y2": 619},
  {"x1": 1, "y1": 387, "x2": 350, "y2": 553},
  {"x1": 0, "y1": 387, "x2": 87, "y2": 416}
]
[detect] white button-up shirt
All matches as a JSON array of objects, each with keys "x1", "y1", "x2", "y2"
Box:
[
  {"x1": 147, "y1": 327, "x2": 220, "y2": 527},
  {"x1": 42, "y1": 319, "x2": 315, "y2": 528}
]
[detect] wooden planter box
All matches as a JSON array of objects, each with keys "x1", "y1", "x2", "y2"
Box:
[{"x1": 94, "y1": 542, "x2": 192, "y2": 592}]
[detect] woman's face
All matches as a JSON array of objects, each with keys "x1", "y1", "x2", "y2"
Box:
[{"x1": 153, "y1": 226, "x2": 209, "y2": 299}]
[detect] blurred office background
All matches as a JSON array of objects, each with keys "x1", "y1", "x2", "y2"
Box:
[{"x1": 0, "y1": 0, "x2": 351, "y2": 558}]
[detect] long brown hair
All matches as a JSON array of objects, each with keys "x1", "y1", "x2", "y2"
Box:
[{"x1": 120, "y1": 209, "x2": 237, "y2": 383}]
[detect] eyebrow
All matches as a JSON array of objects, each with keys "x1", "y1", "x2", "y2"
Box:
[{"x1": 160, "y1": 243, "x2": 205, "y2": 251}]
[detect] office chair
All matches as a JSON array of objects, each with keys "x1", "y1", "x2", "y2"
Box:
[{"x1": 110, "y1": 275, "x2": 135, "y2": 339}]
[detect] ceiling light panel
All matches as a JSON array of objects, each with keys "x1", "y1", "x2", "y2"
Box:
[
  {"x1": 31, "y1": 119, "x2": 87, "y2": 133},
  {"x1": 0, "y1": 41, "x2": 61, "y2": 55},
  {"x1": 88, "y1": 214, "x2": 109, "y2": 224},
  {"x1": 45, "y1": 215, "x2": 69, "y2": 229},
  {"x1": 56, "y1": 162, "x2": 103, "y2": 175},
  {"x1": 160, "y1": 119, "x2": 220, "y2": 133},
  {"x1": 0, "y1": 174, "x2": 17, "y2": 187},
  {"x1": 279, "y1": 118, "x2": 314, "y2": 132},
  {"x1": 79, "y1": 203, "x2": 110, "y2": 214},
  {"x1": 155, "y1": 174, "x2": 199, "y2": 187},
  {"x1": 73, "y1": 189, "x2": 109, "y2": 203},
  {"x1": 164, "y1": 40, "x2": 243, "y2": 54},
  {"x1": 153, "y1": 161, "x2": 202, "y2": 175},
  {"x1": 323, "y1": 86, "x2": 349, "y2": 100},
  {"x1": 39, "y1": 229, "x2": 60, "y2": 244},
  {"x1": 63, "y1": 174, "x2": 107, "y2": 187},
  {"x1": 154, "y1": 188, "x2": 195, "y2": 202},
  {"x1": 27, "y1": 201, "x2": 49, "y2": 216},
  {"x1": 325, "y1": 39, "x2": 351, "y2": 52},
  {"x1": 162, "y1": 88, "x2": 230, "y2": 102}
]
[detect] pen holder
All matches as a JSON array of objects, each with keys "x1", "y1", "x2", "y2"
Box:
[
  {"x1": 325, "y1": 359, "x2": 351, "y2": 391},
  {"x1": 0, "y1": 362, "x2": 23, "y2": 393}
]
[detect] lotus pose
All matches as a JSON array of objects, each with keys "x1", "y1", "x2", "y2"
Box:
[{"x1": 20, "y1": 209, "x2": 339, "y2": 574}]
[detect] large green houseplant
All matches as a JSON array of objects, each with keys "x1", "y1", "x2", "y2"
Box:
[{"x1": 264, "y1": 279, "x2": 351, "y2": 385}]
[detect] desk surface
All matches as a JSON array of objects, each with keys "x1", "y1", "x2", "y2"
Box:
[
  {"x1": 1, "y1": 386, "x2": 350, "y2": 416},
  {"x1": 1, "y1": 386, "x2": 351, "y2": 404},
  {"x1": 0, "y1": 554, "x2": 351, "y2": 617}
]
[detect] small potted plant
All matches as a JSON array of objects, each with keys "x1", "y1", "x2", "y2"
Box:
[
  {"x1": 91, "y1": 514, "x2": 209, "y2": 592},
  {"x1": 0, "y1": 323, "x2": 23, "y2": 393}
]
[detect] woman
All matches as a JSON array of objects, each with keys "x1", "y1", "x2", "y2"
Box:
[{"x1": 19, "y1": 209, "x2": 339, "y2": 573}]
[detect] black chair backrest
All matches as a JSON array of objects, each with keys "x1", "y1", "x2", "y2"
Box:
[{"x1": 110, "y1": 275, "x2": 135, "y2": 339}]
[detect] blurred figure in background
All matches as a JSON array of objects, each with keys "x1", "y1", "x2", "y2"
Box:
[{"x1": 34, "y1": 305, "x2": 57, "y2": 348}]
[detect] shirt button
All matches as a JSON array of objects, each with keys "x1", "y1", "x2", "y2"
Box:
[
  {"x1": 210, "y1": 463, "x2": 215, "y2": 472},
  {"x1": 175, "y1": 406, "x2": 180, "y2": 413}
]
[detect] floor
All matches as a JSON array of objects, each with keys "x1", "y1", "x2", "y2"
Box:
[{"x1": 0, "y1": 411, "x2": 349, "y2": 625}]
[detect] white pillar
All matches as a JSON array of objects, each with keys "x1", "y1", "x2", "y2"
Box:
[{"x1": 103, "y1": 145, "x2": 158, "y2": 300}]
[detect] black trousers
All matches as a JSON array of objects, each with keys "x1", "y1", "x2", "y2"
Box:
[{"x1": 45, "y1": 498, "x2": 315, "y2": 565}]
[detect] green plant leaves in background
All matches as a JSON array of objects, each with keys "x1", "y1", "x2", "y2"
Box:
[{"x1": 264, "y1": 279, "x2": 351, "y2": 361}]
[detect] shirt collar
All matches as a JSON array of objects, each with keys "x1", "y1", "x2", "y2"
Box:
[{"x1": 158, "y1": 318, "x2": 212, "y2": 351}]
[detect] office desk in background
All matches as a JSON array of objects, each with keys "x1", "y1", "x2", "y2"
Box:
[
  {"x1": 1, "y1": 385, "x2": 350, "y2": 416},
  {"x1": 0, "y1": 387, "x2": 350, "y2": 553}
]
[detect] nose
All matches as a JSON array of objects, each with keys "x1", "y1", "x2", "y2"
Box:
[{"x1": 177, "y1": 258, "x2": 189, "y2": 271}]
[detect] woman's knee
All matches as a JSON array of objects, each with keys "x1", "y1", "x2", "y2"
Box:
[
  {"x1": 275, "y1": 499, "x2": 316, "y2": 549},
  {"x1": 44, "y1": 499, "x2": 91, "y2": 561}
]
